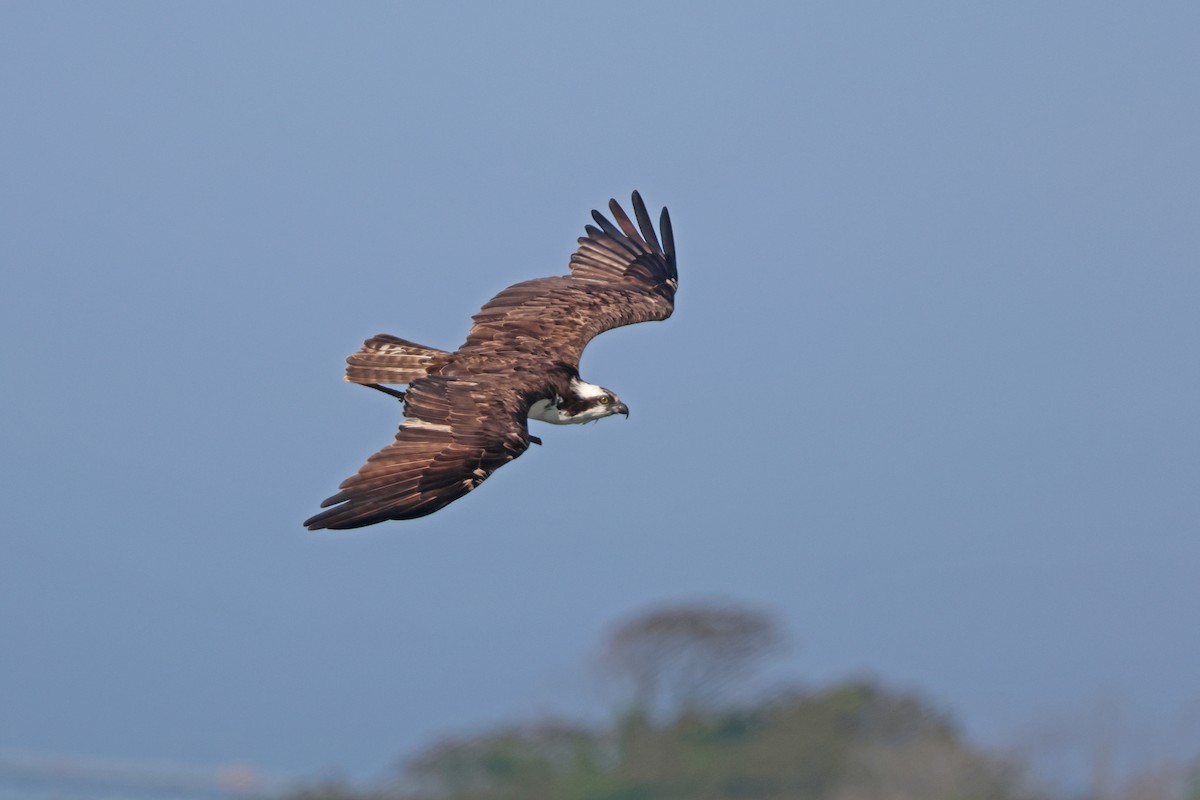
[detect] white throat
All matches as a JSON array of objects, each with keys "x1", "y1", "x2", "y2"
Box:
[{"x1": 528, "y1": 397, "x2": 573, "y2": 425}]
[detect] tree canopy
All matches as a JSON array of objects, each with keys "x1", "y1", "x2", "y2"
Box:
[{"x1": 289, "y1": 602, "x2": 1046, "y2": 800}]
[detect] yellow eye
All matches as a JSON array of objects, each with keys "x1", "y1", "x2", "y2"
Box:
[{"x1": 598, "y1": 395, "x2": 611, "y2": 404}]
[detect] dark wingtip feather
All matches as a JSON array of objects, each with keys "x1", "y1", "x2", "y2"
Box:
[
  {"x1": 630, "y1": 191, "x2": 662, "y2": 254},
  {"x1": 660, "y1": 206, "x2": 675, "y2": 268},
  {"x1": 607, "y1": 196, "x2": 646, "y2": 246},
  {"x1": 303, "y1": 510, "x2": 332, "y2": 529},
  {"x1": 579, "y1": 191, "x2": 676, "y2": 286}
]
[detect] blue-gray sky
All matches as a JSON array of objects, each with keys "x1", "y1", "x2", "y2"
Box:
[{"x1": 2, "y1": 1, "x2": 1198, "y2": 786}]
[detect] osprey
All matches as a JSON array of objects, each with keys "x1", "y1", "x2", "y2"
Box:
[{"x1": 304, "y1": 192, "x2": 677, "y2": 530}]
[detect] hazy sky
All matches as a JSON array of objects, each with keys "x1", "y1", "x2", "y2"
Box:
[{"x1": 2, "y1": 1, "x2": 1198, "y2": 787}]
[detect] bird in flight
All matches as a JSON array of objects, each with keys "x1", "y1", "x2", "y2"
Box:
[{"x1": 304, "y1": 192, "x2": 677, "y2": 529}]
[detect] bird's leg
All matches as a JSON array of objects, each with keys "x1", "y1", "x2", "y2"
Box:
[
  {"x1": 365, "y1": 384, "x2": 406, "y2": 401},
  {"x1": 528, "y1": 434, "x2": 543, "y2": 446}
]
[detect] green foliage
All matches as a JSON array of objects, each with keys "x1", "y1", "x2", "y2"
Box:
[
  {"x1": 403, "y1": 722, "x2": 599, "y2": 800},
  {"x1": 287, "y1": 679, "x2": 1030, "y2": 800}
]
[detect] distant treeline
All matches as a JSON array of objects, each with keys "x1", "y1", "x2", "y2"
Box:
[{"x1": 287, "y1": 602, "x2": 1200, "y2": 800}]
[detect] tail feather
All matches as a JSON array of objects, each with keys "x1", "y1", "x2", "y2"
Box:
[{"x1": 344, "y1": 334, "x2": 452, "y2": 386}]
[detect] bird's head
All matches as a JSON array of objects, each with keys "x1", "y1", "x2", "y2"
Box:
[{"x1": 560, "y1": 379, "x2": 629, "y2": 424}]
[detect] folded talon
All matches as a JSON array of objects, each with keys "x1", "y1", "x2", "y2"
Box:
[{"x1": 366, "y1": 384, "x2": 406, "y2": 401}]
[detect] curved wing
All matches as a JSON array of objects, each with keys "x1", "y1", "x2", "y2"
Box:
[
  {"x1": 304, "y1": 377, "x2": 533, "y2": 529},
  {"x1": 459, "y1": 191, "x2": 677, "y2": 369}
]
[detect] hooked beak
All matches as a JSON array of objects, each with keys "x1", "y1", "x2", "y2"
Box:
[{"x1": 614, "y1": 402, "x2": 629, "y2": 418}]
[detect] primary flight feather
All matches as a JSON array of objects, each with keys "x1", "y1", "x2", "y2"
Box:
[{"x1": 304, "y1": 192, "x2": 677, "y2": 530}]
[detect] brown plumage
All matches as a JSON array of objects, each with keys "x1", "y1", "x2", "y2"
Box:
[{"x1": 304, "y1": 192, "x2": 676, "y2": 530}]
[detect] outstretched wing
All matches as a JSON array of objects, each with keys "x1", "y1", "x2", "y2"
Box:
[
  {"x1": 459, "y1": 191, "x2": 677, "y2": 369},
  {"x1": 304, "y1": 377, "x2": 533, "y2": 529}
]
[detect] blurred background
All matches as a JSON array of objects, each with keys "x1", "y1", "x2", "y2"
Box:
[{"x1": 1, "y1": 3, "x2": 1198, "y2": 799}]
